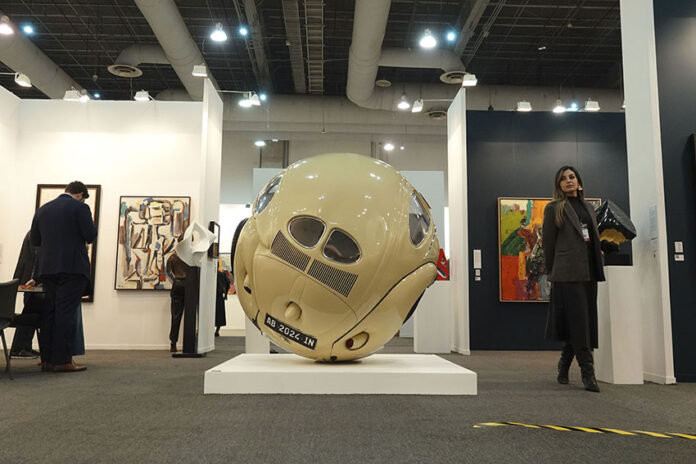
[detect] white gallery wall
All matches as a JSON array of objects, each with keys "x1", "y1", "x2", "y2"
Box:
[
  {"x1": 0, "y1": 90, "x2": 223, "y2": 350},
  {"x1": 0, "y1": 87, "x2": 20, "y2": 280}
]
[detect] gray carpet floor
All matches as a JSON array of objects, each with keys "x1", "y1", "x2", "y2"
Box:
[{"x1": 1, "y1": 337, "x2": 695, "y2": 464}]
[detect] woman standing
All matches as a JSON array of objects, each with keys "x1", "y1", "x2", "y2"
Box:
[{"x1": 542, "y1": 166, "x2": 605, "y2": 392}]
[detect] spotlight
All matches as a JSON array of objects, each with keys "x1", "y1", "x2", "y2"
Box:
[
  {"x1": 411, "y1": 99, "x2": 424, "y2": 113},
  {"x1": 239, "y1": 26, "x2": 249, "y2": 37},
  {"x1": 254, "y1": 140, "x2": 266, "y2": 147},
  {"x1": 79, "y1": 89, "x2": 90, "y2": 102},
  {"x1": 516, "y1": 101, "x2": 532, "y2": 112},
  {"x1": 210, "y1": 23, "x2": 227, "y2": 42},
  {"x1": 134, "y1": 90, "x2": 151, "y2": 101},
  {"x1": 259, "y1": 93, "x2": 267, "y2": 102},
  {"x1": 461, "y1": 73, "x2": 477, "y2": 87},
  {"x1": 0, "y1": 15, "x2": 13, "y2": 35},
  {"x1": 399, "y1": 145, "x2": 405, "y2": 151},
  {"x1": 94, "y1": 92, "x2": 101, "y2": 99},
  {"x1": 552, "y1": 99, "x2": 566, "y2": 114},
  {"x1": 238, "y1": 94, "x2": 253, "y2": 108},
  {"x1": 569, "y1": 102, "x2": 579, "y2": 112},
  {"x1": 446, "y1": 31, "x2": 456, "y2": 42},
  {"x1": 419, "y1": 28, "x2": 437, "y2": 49},
  {"x1": 13, "y1": 73, "x2": 31, "y2": 88},
  {"x1": 22, "y1": 24, "x2": 33, "y2": 35},
  {"x1": 249, "y1": 92, "x2": 261, "y2": 106},
  {"x1": 397, "y1": 93, "x2": 410, "y2": 111},
  {"x1": 584, "y1": 99, "x2": 600, "y2": 112},
  {"x1": 383, "y1": 142, "x2": 395, "y2": 151},
  {"x1": 192, "y1": 64, "x2": 208, "y2": 77}
]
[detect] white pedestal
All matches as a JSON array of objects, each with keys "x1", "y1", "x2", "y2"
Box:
[
  {"x1": 414, "y1": 281, "x2": 451, "y2": 353},
  {"x1": 204, "y1": 353, "x2": 477, "y2": 395},
  {"x1": 245, "y1": 318, "x2": 270, "y2": 353},
  {"x1": 595, "y1": 266, "x2": 644, "y2": 384}
]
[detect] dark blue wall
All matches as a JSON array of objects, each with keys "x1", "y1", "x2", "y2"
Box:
[
  {"x1": 466, "y1": 111, "x2": 630, "y2": 350},
  {"x1": 654, "y1": 1, "x2": 696, "y2": 381}
]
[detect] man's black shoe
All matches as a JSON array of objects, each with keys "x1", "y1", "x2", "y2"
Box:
[{"x1": 11, "y1": 349, "x2": 39, "y2": 359}]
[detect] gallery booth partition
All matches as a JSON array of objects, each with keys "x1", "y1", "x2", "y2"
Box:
[{"x1": 0, "y1": 79, "x2": 223, "y2": 353}]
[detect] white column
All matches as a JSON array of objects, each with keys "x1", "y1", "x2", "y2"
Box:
[
  {"x1": 197, "y1": 79, "x2": 224, "y2": 353},
  {"x1": 619, "y1": 0, "x2": 675, "y2": 384},
  {"x1": 446, "y1": 89, "x2": 470, "y2": 355}
]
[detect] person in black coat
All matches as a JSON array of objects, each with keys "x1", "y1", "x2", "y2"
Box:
[
  {"x1": 10, "y1": 231, "x2": 43, "y2": 358},
  {"x1": 30, "y1": 181, "x2": 97, "y2": 372},
  {"x1": 215, "y1": 269, "x2": 231, "y2": 336},
  {"x1": 542, "y1": 166, "x2": 605, "y2": 393}
]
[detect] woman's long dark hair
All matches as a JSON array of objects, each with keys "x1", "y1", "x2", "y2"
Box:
[{"x1": 551, "y1": 165, "x2": 585, "y2": 227}]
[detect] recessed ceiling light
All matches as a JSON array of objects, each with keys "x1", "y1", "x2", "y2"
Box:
[
  {"x1": 446, "y1": 31, "x2": 456, "y2": 42},
  {"x1": 584, "y1": 99, "x2": 600, "y2": 112},
  {"x1": 210, "y1": 23, "x2": 227, "y2": 42},
  {"x1": 94, "y1": 92, "x2": 101, "y2": 99},
  {"x1": 259, "y1": 93, "x2": 267, "y2": 101},
  {"x1": 239, "y1": 26, "x2": 249, "y2": 37},
  {"x1": 419, "y1": 28, "x2": 437, "y2": 49},
  {"x1": 516, "y1": 101, "x2": 532, "y2": 112},
  {"x1": 22, "y1": 24, "x2": 33, "y2": 35},
  {"x1": 0, "y1": 15, "x2": 13, "y2": 35}
]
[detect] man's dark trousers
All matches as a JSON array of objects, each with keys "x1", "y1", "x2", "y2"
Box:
[{"x1": 41, "y1": 274, "x2": 87, "y2": 365}]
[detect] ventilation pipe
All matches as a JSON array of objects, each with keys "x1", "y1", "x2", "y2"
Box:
[
  {"x1": 0, "y1": 9, "x2": 82, "y2": 98},
  {"x1": 134, "y1": 0, "x2": 218, "y2": 100},
  {"x1": 108, "y1": 44, "x2": 170, "y2": 78},
  {"x1": 346, "y1": 0, "x2": 460, "y2": 111}
]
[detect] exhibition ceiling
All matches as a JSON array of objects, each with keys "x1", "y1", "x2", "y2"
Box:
[{"x1": 0, "y1": 0, "x2": 621, "y2": 101}]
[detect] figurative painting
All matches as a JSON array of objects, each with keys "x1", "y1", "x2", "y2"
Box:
[
  {"x1": 498, "y1": 198, "x2": 550, "y2": 302},
  {"x1": 498, "y1": 197, "x2": 602, "y2": 302},
  {"x1": 36, "y1": 184, "x2": 101, "y2": 302},
  {"x1": 115, "y1": 196, "x2": 190, "y2": 290}
]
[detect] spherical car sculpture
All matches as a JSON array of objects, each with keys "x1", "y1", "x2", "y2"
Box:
[{"x1": 233, "y1": 153, "x2": 439, "y2": 361}]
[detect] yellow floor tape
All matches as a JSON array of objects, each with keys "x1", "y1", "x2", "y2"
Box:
[{"x1": 474, "y1": 422, "x2": 695, "y2": 440}]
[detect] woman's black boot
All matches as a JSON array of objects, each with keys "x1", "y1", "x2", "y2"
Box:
[
  {"x1": 582, "y1": 374, "x2": 600, "y2": 393},
  {"x1": 557, "y1": 344, "x2": 573, "y2": 384},
  {"x1": 577, "y1": 347, "x2": 600, "y2": 392}
]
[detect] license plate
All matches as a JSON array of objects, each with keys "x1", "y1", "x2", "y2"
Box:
[{"x1": 264, "y1": 314, "x2": 317, "y2": 350}]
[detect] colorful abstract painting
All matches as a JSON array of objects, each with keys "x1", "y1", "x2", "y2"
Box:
[
  {"x1": 498, "y1": 197, "x2": 601, "y2": 302},
  {"x1": 115, "y1": 196, "x2": 190, "y2": 290},
  {"x1": 498, "y1": 198, "x2": 550, "y2": 302},
  {"x1": 36, "y1": 184, "x2": 101, "y2": 302}
]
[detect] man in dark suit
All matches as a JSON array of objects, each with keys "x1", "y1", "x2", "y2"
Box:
[{"x1": 31, "y1": 181, "x2": 97, "y2": 372}]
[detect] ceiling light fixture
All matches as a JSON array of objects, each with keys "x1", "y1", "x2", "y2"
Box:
[
  {"x1": 239, "y1": 26, "x2": 249, "y2": 37},
  {"x1": 383, "y1": 142, "x2": 395, "y2": 151},
  {"x1": 516, "y1": 101, "x2": 532, "y2": 112},
  {"x1": 254, "y1": 140, "x2": 266, "y2": 147},
  {"x1": 568, "y1": 102, "x2": 579, "y2": 112},
  {"x1": 22, "y1": 24, "x2": 34, "y2": 35},
  {"x1": 249, "y1": 92, "x2": 261, "y2": 106},
  {"x1": 0, "y1": 72, "x2": 32, "y2": 88},
  {"x1": 210, "y1": 23, "x2": 227, "y2": 42},
  {"x1": 79, "y1": 89, "x2": 90, "y2": 102},
  {"x1": 419, "y1": 28, "x2": 437, "y2": 49},
  {"x1": 397, "y1": 93, "x2": 410, "y2": 110},
  {"x1": 461, "y1": 73, "x2": 477, "y2": 87},
  {"x1": 63, "y1": 88, "x2": 82, "y2": 101},
  {"x1": 552, "y1": 99, "x2": 566, "y2": 114},
  {"x1": 0, "y1": 15, "x2": 13, "y2": 35},
  {"x1": 94, "y1": 92, "x2": 101, "y2": 99},
  {"x1": 584, "y1": 99, "x2": 600, "y2": 112},
  {"x1": 192, "y1": 64, "x2": 208, "y2": 77},
  {"x1": 411, "y1": 98, "x2": 424, "y2": 113},
  {"x1": 446, "y1": 31, "x2": 456, "y2": 42},
  {"x1": 134, "y1": 90, "x2": 151, "y2": 101},
  {"x1": 259, "y1": 92, "x2": 267, "y2": 102}
]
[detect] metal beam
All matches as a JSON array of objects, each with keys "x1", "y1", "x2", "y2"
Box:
[
  {"x1": 454, "y1": 0, "x2": 489, "y2": 57},
  {"x1": 281, "y1": 0, "x2": 306, "y2": 93}
]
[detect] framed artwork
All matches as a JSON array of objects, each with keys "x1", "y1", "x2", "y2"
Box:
[
  {"x1": 115, "y1": 196, "x2": 190, "y2": 290},
  {"x1": 36, "y1": 184, "x2": 101, "y2": 302},
  {"x1": 498, "y1": 197, "x2": 600, "y2": 302}
]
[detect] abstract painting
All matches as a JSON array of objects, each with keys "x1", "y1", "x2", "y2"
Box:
[
  {"x1": 498, "y1": 197, "x2": 601, "y2": 302},
  {"x1": 115, "y1": 196, "x2": 190, "y2": 290},
  {"x1": 36, "y1": 184, "x2": 101, "y2": 302}
]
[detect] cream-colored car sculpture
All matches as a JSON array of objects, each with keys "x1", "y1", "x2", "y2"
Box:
[{"x1": 233, "y1": 153, "x2": 439, "y2": 361}]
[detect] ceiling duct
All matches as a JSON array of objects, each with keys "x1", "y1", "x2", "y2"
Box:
[
  {"x1": 134, "y1": 0, "x2": 217, "y2": 101},
  {"x1": 108, "y1": 44, "x2": 170, "y2": 78},
  {"x1": 346, "y1": 0, "x2": 459, "y2": 111},
  {"x1": 378, "y1": 48, "x2": 467, "y2": 84},
  {"x1": 0, "y1": 9, "x2": 82, "y2": 98}
]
